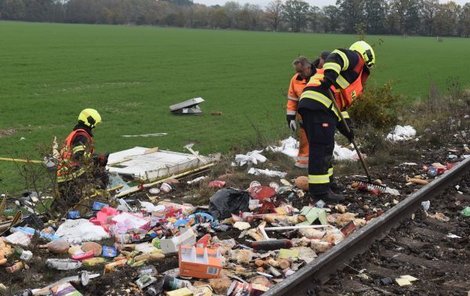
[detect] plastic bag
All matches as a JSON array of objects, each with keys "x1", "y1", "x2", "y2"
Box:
[{"x1": 209, "y1": 188, "x2": 250, "y2": 220}]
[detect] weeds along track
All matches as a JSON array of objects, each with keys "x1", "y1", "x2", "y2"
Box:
[{"x1": 265, "y1": 157, "x2": 470, "y2": 296}]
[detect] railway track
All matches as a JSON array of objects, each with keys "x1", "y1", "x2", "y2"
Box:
[{"x1": 265, "y1": 157, "x2": 470, "y2": 296}]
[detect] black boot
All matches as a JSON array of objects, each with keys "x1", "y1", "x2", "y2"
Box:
[
  {"x1": 329, "y1": 176, "x2": 344, "y2": 194},
  {"x1": 330, "y1": 181, "x2": 344, "y2": 194},
  {"x1": 313, "y1": 189, "x2": 345, "y2": 204}
]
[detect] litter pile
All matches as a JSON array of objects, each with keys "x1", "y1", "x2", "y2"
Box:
[{"x1": 0, "y1": 173, "x2": 393, "y2": 296}]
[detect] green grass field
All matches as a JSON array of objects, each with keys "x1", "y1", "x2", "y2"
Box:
[{"x1": 1, "y1": 21, "x2": 469, "y2": 193}]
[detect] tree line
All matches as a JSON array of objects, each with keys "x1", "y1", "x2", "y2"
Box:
[{"x1": 1, "y1": 0, "x2": 470, "y2": 37}]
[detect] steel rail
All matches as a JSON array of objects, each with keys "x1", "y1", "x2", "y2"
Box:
[{"x1": 265, "y1": 156, "x2": 470, "y2": 296}]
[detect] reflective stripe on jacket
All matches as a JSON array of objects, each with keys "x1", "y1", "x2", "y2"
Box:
[
  {"x1": 300, "y1": 49, "x2": 369, "y2": 118},
  {"x1": 57, "y1": 129, "x2": 93, "y2": 183}
]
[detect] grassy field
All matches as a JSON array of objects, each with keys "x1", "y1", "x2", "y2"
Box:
[{"x1": 1, "y1": 21, "x2": 469, "y2": 193}]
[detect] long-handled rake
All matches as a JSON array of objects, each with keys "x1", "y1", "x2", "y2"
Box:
[{"x1": 328, "y1": 90, "x2": 399, "y2": 196}]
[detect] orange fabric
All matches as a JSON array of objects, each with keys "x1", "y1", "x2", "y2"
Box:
[
  {"x1": 337, "y1": 57, "x2": 366, "y2": 109},
  {"x1": 286, "y1": 73, "x2": 308, "y2": 115},
  {"x1": 288, "y1": 74, "x2": 310, "y2": 165},
  {"x1": 296, "y1": 119, "x2": 309, "y2": 168},
  {"x1": 57, "y1": 129, "x2": 93, "y2": 178}
]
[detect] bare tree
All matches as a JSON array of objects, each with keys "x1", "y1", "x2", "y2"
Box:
[
  {"x1": 265, "y1": 0, "x2": 283, "y2": 31},
  {"x1": 458, "y1": 3, "x2": 470, "y2": 37},
  {"x1": 420, "y1": 0, "x2": 439, "y2": 35}
]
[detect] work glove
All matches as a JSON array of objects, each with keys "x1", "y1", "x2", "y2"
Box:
[
  {"x1": 337, "y1": 118, "x2": 354, "y2": 142},
  {"x1": 286, "y1": 115, "x2": 297, "y2": 132}
]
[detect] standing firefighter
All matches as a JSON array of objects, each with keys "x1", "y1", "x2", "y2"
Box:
[
  {"x1": 286, "y1": 52, "x2": 329, "y2": 168},
  {"x1": 55, "y1": 108, "x2": 108, "y2": 209},
  {"x1": 298, "y1": 41, "x2": 375, "y2": 203}
]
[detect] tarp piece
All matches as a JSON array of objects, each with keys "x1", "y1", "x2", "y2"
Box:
[{"x1": 107, "y1": 147, "x2": 212, "y2": 182}]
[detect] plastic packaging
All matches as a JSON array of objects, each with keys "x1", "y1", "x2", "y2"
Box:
[
  {"x1": 138, "y1": 265, "x2": 158, "y2": 276},
  {"x1": 6, "y1": 261, "x2": 25, "y2": 273},
  {"x1": 208, "y1": 188, "x2": 250, "y2": 220},
  {"x1": 67, "y1": 211, "x2": 80, "y2": 219},
  {"x1": 82, "y1": 257, "x2": 107, "y2": 267},
  {"x1": 71, "y1": 250, "x2": 94, "y2": 261},
  {"x1": 92, "y1": 201, "x2": 109, "y2": 211},
  {"x1": 81, "y1": 242, "x2": 102, "y2": 257},
  {"x1": 163, "y1": 275, "x2": 192, "y2": 290},
  {"x1": 19, "y1": 250, "x2": 33, "y2": 261},
  {"x1": 136, "y1": 275, "x2": 157, "y2": 289},
  {"x1": 13, "y1": 226, "x2": 59, "y2": 241},
  {"x1": 46, "y1": 259, "x2": 82, "y2": 270},
  {"x1": 55, "y1": 219, "x2": 110, "y2": 244},
  {"x1": 160, "y1": 228, "x2": 196, "y2": 254},
  {"x1": 461, "y1": 207, "x2": 470, "y2": 217},
  {"x1": 51, "y1": 282, "x2": 83, "y2": 296},
  {"x1": 42, "y1": 239, "x2": 71, "y2": 254},
  {"x1": 102, "y1": 246, "x2": 118, "y2": 258}
]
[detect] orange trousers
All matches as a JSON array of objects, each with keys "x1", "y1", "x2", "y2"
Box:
[{"x1": 295, "y1": 114, "x2": 309, "y2": 168}]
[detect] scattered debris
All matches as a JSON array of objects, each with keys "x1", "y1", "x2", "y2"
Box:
[
  {"x1": 247, "y1": 168, "x2": 287, "y2": 178},
  {"x1": 428, "y1": 212, "x2": 450, "y2": 222},
  {"x1": 461, "y1": 207, "x2": 470, "y2": 217},
  {"x1": 406, "y1": 176, "x2": 429, "y2": 186},
  {"x1": 122, "y1": 133, "x2": 168, "y2": 138},
  {"x1": 234, "y1": 150, "x2": 267, "y2": 166},
  {"x1": 446, "y1": 233, "x2": 462, "y2": 239},
  {"x1": 395, "y1": 275, "x2": 418, "y2": 286},
  {"x1": 386, "y1": 125, "x2": 416, "y2": 142}
]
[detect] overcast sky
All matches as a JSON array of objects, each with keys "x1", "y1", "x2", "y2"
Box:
[{"x1": 193, "y1": 0, "x2": 469, "y2": 8}]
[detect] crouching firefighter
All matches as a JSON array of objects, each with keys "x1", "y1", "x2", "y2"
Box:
[
  {"x1": 298, "y1": 41, "x2": 375, "y2": 203},
  {"x1": 55, "y1": 108, "x2": 109, "y2": 210}
]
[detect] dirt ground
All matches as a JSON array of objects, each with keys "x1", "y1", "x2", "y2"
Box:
[{"x1": 315, "y1": 173, "x2": 470, "y2": 296}]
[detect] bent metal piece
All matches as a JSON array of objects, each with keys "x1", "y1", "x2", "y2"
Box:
[{"x1": 265, "y1": 157, "x2": 470, "y2": 296}]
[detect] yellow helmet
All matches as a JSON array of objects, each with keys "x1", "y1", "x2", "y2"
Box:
[
  {"x1": 78, "y1": 108, "x2": 101, "y2": 128},
  {"x1": 349, "y1": 40, "x2": 375, "y2": 68}
]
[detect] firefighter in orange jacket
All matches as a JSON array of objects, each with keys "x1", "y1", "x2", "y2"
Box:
[
  {"x1": 286, "y1": 52, "x2": 329, "y2": 168},
  {"x1": 298, "y1": 41, "x2": 375, "y2": 203},
  {"x1": 56, "y1": 108, "x2": 108, "y2": 207}
]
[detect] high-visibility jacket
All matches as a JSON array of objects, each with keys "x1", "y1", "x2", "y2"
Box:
[
  {"x1": 300, "y1": 49, "x2": 369, "y2": 119},
  {"x1": 286, "y1": 73, "x2": 310, "y2": 116},
  {"x1": 57, "y1": 129, "x2": 94, "y2": 183}
]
